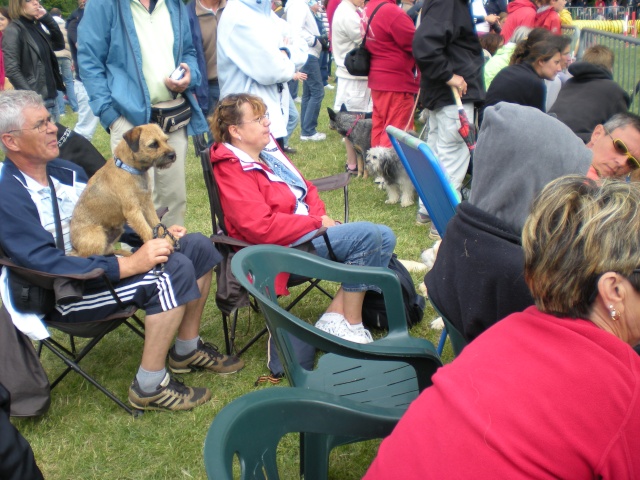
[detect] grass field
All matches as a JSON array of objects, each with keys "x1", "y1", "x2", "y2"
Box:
[{"x1": 5, "y1": 86, "x2": 449, "y2": 479}]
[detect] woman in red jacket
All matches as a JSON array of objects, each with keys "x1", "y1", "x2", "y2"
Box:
[
  {"x1": 500, "y1": 0, "x2": 538, "y2": 42},
  {"x1": 362, "y1": 0, "x2": 419, "y2": 148},
  {"x1": 209, "y1": 93, "x2": 396, "y2": 344}
]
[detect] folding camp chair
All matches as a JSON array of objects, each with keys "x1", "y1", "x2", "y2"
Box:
[
  {"x1": 0, "y1": 250, "x2": 145, "y2": 415},
  {"x1": 232, "y1": 245, "x2": 442, "y2": 477},
  {"x1": 204, "y1": 388, "x2": 399, "y2": 480},
  {"x1": 193, "y1": 134, "x2": 351, "y2": 356},
  {"x1": 386, "y1": 126, "x2": 461, "y2": 356}
]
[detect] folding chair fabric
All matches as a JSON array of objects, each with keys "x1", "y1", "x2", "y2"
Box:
[
  {"x1": 0, "y1": 253, "x2": 145, "y2": 415},
  {"x1": 204, "y1": 388, "x2": 398, "y2": 480}
]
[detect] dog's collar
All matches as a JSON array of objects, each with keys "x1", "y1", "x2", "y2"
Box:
[
  {"x1": 114, "y1": 156, "x2": 144, "y2": 175},
  {"x1": 346, "y1": 114, "x2": 364, "y2": 138}
]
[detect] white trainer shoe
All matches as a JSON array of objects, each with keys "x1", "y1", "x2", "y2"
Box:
[
  {"x1": 315, "y1": 314, "x2": 373, "y2": 344},
  {"x1": 300, "y1": 132, "x2": 327, "y2": 141}
]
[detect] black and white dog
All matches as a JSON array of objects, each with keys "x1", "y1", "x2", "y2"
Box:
[{"x1": 365, "y1": 146, "x2": 415, "y2": 207}]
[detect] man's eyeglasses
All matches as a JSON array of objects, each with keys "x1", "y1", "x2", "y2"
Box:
[
  {"x1": 7, "y1": 116, "x2": 54, "y2": 134},
  {"x1": 237, "y1": 113, "x2": 269, "y2": 127},
  {"x1": 604, "y1": 126, "x2": 640, "y2": 171}
]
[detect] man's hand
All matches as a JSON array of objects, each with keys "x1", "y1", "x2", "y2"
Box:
[
  {"x1": 167, "y1": 225, "x2": 187, "y2": 239},
  {"x1": 485, "y1": 14, "x2": 499, "y2": 24},
  {"x1": 293, "y1": 72, "x2": 308, "y2": 81},
  {"x1": 446, "y1": 74, "x2": 467, "y2": 96},
  {"x1": 117, "y1": 239, "x2": 174, "y2": 278},
  {"x1": 321, "y1": 215, "x2": 337, "y2": 227},
  {"x1": 164, "y1": 63, "x2": 191, "y2": 93}
]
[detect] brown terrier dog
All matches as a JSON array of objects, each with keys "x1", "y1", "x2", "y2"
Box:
[{"x1": 70, "y1": 124, "x2": 177, "y2": 257}]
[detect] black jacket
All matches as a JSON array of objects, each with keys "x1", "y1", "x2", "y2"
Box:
[
  {"x1": 3, "y1": 15, "x2": 65, "y2": 98},
  {"x1": 425, "y1": 202, "x2": 534, "y2": 343},
  {"x1": 484, "y1": 62, "x2": 546, "y2": 114},
  {"x1": 412, "y1": 0, "x2": 485, "y2": 110},
  {"x1": 549, "y1": 62, "x2": 630, "y2": 143}
]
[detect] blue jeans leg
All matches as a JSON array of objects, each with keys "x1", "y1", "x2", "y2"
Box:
[
  {"x1": 320, "y1": 50, "x2": 330, "y2": 86},
  {"x1": 57, "y1": 57, "x2": 77, "y2": 112},
  {"x1": 311, "y1": 222, "x2": 396, "y2": 292},
  {"x1": 285, "y1": 92, "x2": 299, "y2": 146},
  {"x1": 300, "y1": 55, "x2": 325, "y2": 137}
]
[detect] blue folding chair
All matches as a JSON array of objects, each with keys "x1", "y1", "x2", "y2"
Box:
[{"x1": 387, "y1": 126, "x2": 461, "y2": 355}]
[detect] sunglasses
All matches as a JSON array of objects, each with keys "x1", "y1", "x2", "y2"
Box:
[{"x1": 604, "y1": 126, "x2": 640, "y2": 171}]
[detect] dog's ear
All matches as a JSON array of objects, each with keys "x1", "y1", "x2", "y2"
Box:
[
  {"x1": 327, "y1": 108, "x2": 336, "y2": 121},
  {"x1": 122, "y1": 127, "x2": 143, "y2": 153},
  {"x1": 340, "y1": 103, "x2": 348, "y2": 112}
]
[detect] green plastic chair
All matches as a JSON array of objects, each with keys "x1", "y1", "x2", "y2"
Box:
[
  {"x1": 231, "y1": 245, "x2": 442, "y2": 477},
  {"x1": 430, "y1": 300, "x2": 468, "y2": 358},
  {"x1": 204, "y1": 388, "x2": 398, "y2": 480}
]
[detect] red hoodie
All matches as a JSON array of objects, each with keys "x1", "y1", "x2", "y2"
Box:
[
  {"x1": 500, "y1": 0, "x2": 537, "y2": 42},
  {"x1": 534, "y1": 6, "x2": 561, "y2": 34}
]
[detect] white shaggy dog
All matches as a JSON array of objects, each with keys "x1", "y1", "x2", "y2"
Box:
[{"x1": 365, "y1": 147, "x2": 415, "y2": 207}]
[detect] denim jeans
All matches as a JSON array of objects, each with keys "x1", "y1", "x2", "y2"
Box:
[
  {"x1": 288, "y1": 79, "x2": 299, "y2": 100},
  {"x1": 206, "y1": 79, "x2": 220, "y2": 116},
  {"x1": 44, "y1": 98, "x2": 59, "y2": 123},
  {"x1": 73, "y1": 80, "x2": 99, "y2": 141},
  {"x1": 56, "y1": 57, "x2": 78, "y2": 114},
  {"x1": 284, "y1": 92, "x2": 299, "y2": 147},
  {"x1": 311, "y1": 222, "x2": 396, "y2": 292},
  {"x1": 319, "y1": 50, "x2": 330, "y2": 86},
  {"x1": 300, "y1": 55, "x2": 325, "y2": 136}
]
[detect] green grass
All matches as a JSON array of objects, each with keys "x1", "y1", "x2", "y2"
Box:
[{"x1": 7, "y1": 86, "x2": 451, "y2": 479}]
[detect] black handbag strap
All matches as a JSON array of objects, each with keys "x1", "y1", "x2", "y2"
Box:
[
  {"x1": 47, "y1": 175, "x2": 65, "y2": 252},
  {"x1": 361, "y1": 3, "x2": 387, "y2": 48}
]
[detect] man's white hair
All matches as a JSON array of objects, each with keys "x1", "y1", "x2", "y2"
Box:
[{"x1": 0, "y1": 90, "x2": 45, "y2": 153}]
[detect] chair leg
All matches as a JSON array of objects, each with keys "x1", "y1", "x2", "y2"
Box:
[
  {"x1": 301, "y1": 432, "x2": 333, "y2": 480},
  {"x1": 40, "y1": 339, "x2": 140, "y2": 416},
  {"x1": 222, "y1": 312, "x2": 232, "y2": 355},
  {"x1": 343, "y1": 184, "x2": 349, "y2": 224},
  {"x1": 235, "y1": 327, "x2": 268, "y2": 356},
  {"x1": 436, "y1": 328, "x2": 448, "y2": 356}
]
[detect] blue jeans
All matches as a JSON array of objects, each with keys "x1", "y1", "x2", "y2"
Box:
[
  {"x1": 284, "y1": 92, "x2": 299, "y2": 147},
  {"x1": 300, "y1": 55, "x2": 325, "y2": 136},
  {"x1": 319, "y1": 50, "x2": 330, "y2": 86},
  {"x1": 288, "y1": 79, "x2": 299, "y2": 100},
  {"x1": 206, "y1": 79, "x2": 220, "y2": 116},
  {"x1": 44, "y1": 98, "x2": 60, "y2": 123},
  {"x1": 56, "y1": 57, "x2": 78, "y2": 114},
  {"x1": 311, "y1": 222, "x2": 396, "y2": 293},
  {"x1": 73, "y1": 80, "x2": 99, "y2": 141}
]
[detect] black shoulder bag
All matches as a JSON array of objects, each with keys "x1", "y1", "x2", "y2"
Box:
[{"x1": 344, "y1": 3, "x2": 386, "y2": 77}]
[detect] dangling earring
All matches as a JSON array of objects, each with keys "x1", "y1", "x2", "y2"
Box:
[{"x1": 609, "y1": 304, "x2": 620, "y2": 321}]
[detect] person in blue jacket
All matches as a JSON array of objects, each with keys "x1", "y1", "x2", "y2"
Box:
[{"x1": 77, "y1": 0, "x2": 208, "y2": 228}]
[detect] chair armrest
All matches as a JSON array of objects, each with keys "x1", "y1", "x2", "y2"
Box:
[
  {"x1": 311, "y1": 173, "x2": 350, "y2": 192},
  {"x1": 210, "y1": 234, "x2": 253, "y2": 249},
  {"x1": 0, "y1": 256, "x2": 104, "y2": 282}
]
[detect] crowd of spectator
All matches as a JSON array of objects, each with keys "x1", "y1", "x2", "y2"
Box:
[{"x1": 4, "y1": 0, "x2": 640, "y2": 477}]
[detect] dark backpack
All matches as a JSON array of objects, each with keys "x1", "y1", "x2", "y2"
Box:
[{"x1": 362, "y1": 254, "x2": 425, "y2": 329}]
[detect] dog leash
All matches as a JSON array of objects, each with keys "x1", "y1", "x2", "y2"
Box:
[
  {"x1": 345, "y1": 114, "x2": 364, "y2": 138},
  {"x1": 403, "y1": 88, "x2": 421, "y2": 132},
  {"x1": 152, "y1": 223, "x2": 180, "y2": 276}
]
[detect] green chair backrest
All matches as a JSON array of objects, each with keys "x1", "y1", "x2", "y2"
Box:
[{"x1": 204, "y1": 388, "x2": 399, "y2": 479}]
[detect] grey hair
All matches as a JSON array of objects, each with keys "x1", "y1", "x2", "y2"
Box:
[
  {"x1": 604, "y1": 112, "x2": 640, "y2": 136},
  {"x1": 510, "y1": 26, "x2": 533, "y2": 45},
  {"x1": 0, "y1": 91, "x2": 44, "y2": 153}
]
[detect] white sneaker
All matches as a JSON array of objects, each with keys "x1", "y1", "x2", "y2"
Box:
[
  {"x1": 315, "y1": 315, "x2": 373, "y2": 344},
  {"x1": 324, "y1": 84, "x2": 335, "y2": 90},
  {"x1": 300, "y1": 132, "x2": 327, "y2": 141}
]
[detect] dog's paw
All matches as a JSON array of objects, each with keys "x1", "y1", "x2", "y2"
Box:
[
  {"x1": 398, "y1": 259, "x2": 428, "y2": 273},
  {"x1": 418, "y1": 281, "x2": 428, "y2": 298},
  {"x1": 400, "y1": 199, "x2": 415, "y2": 207},
  {"x1": 430, "y1": 317, "x2": 445, "y2": 331},
  {"x1": 385, "y1": 198, "x2": 399, "y2": 205}
]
